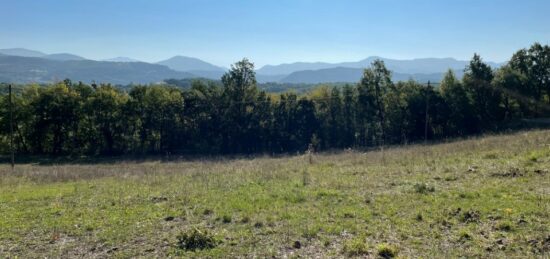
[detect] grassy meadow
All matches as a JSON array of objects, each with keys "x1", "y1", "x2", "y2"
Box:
[{"x1": 1, "y1": 130, "x2": 549, "y2": 258}]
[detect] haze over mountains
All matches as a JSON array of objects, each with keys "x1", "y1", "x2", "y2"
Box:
[{"x1": 0, "y1": 48, "x2": 503, "y2": 85}]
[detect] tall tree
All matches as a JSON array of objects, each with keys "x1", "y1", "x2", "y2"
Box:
[
  {"x1": 358, "y1": 60, "x2": 392, "y2": 146},
  {"x1": 221, "y1": 58, "x2": 259, "y2": 153},
  {"x1": 440, "y1": 69, "x2": 475, "y2": 135},
  {"x1": 463, "y1": 54, "x2": 501, "y2": 131}
]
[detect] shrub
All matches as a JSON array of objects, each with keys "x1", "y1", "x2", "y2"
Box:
[{"x1": 176, "y1": 228, "x2": 218, "y2": 251}]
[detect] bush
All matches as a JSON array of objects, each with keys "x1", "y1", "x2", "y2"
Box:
[{"x1": 176, "y1": 228, "x2": 218, "y2": 251}]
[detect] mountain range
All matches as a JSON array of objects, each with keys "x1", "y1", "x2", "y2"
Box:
[{"x1": 0, "y1": 48, "x2": 503, "y2": 85}]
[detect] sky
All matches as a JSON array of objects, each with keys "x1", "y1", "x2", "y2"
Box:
[{"x1": 1, "y1": 0, "x2": 549, "y2": 68}]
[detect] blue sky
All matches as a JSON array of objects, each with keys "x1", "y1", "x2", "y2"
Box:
[{"x1": 1, "y1": 0, "x2": 549, "y2": 67}]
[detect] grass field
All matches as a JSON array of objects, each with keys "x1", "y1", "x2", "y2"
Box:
[{"x1": 1, "y1": 130, "x2": 549, "y2": 258}]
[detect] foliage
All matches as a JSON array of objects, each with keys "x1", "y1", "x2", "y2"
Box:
[{"x1": 176, "y1": 228, "x2": 218, "y2": 251}]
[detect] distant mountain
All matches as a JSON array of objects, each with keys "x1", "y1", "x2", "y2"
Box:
[
  {"x1": 157, "y1": 56, "x2": 225, "y2": 73},
  {"x1": 257, "y1": 57, "x2": 502, "y2": 76},
  {"x1": 43, "y1": 53, "x2": 86, "y2": 61},
  {"x1": 185, "y1": 70, "x2": 226, "y2": 80},
  {"x1": 0, "y1": 48, "x2": 46, "y2": 58},
  {"x1": 280, "y1": 67, "x2": 464, "y2": 84},
  {"x1": 0, "y1": 55, "x2": 195, "y2": 85},
  {"x1": 103, "y1": 57, "x2": 141, "y2": 62},
  {"x1": 256, "y1": 74, "x2": 288, "y2": 83},
  {"x1": 0, "y1": 47, "x2": 503, "y2": 86}
]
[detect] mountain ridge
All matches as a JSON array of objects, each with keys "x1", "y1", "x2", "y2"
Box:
[
  {"x1": 257, "y1": 56, "x2": 502, "y2": 76},
  {"x1": 157, "y1": 55, "x2": 226, "y2": 73},
  {"x1": 0, "y1": 47, "x2": 504, "y2": 85}
]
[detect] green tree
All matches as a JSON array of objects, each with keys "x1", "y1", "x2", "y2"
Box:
[
  {"x1": 221, "y1": 58, "x2": 259, "y2": 153},
  {"x1": 509, "y1": 43, "x2": 550, "y2": 115},
  {"x1": 440, "y1": 70, "x2": 475, "y2": 135},
  {"x1": 492, "y1": 66, "x2": 528, "y2": 120},
  {"x1": 463, "y1": 54, "x2": 501, "y2": 131},
  {"x1": 85, "y1": 84, "x2": 129, "y2": 155},
  {"x1": 358, "y1": 60, "x2": 392, "y2": 146}
]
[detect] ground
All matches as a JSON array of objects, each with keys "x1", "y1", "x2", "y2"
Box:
[{"x1": 1, "y1": 130, "x2": 549, "y2": 258}]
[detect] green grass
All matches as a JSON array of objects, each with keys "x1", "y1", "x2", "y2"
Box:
[{"x1": 1, "y1": 130, "x2": 549, "y2": 257}]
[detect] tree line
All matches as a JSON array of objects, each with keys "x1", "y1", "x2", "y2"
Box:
[{"x1": 0, "y1": 43, "x2": 548, "y2": 157}]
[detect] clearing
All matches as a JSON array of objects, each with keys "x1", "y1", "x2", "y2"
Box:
[{"x1": 1, "y1": 130, "x2": 549, "y2": 258}]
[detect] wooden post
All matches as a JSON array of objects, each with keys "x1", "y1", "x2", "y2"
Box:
[{"x1": 9, "y1": 84, "x2": 14, "y2": 170}]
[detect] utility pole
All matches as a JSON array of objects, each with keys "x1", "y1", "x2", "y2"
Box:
[
  {"x1": 424, "y1": 81, "x2": 431, "y2": 145},
  {"x1": 9, "y1": 84, "x2": 14, "y2": 170}
]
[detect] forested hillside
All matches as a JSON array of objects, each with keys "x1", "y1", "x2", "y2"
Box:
[{"x1": 0, "y1": 43, "x2": 548, "y2": 156}]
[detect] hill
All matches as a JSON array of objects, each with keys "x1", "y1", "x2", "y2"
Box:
[
  {"x1": 257, "y1": 56, "x2": 502, "y2": 76},
  {"x1": 0, "y1": 55, "x2": 195, "y2": 84},
  {"x1": 280, "y1": 67, "x2": 464, "y2": 84},
  {"x1": 43, "y1": 53, "x2": 86, "y2": 61},
  {"x1": 157, "y1": 56, "x2": 226, "y2": 73},
  {"x1": 0, "y1": 48, "x2": 46, "y2": 57},
  {"x1": 102, "y1": 57, "x2": 141, "y2": 62},
  {"x1": 1, "y1": 130, "x2": 548, "y2": 257}
]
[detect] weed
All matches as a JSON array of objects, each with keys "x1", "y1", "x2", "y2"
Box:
[
  {"x1": 343, "y1": 236, "x2": 369, "y2": 256},
  {"x1": 240, "y1": 216, "x2": 250, "y2": 223},
  {"x1": 253, "y1": 221, "x2": 264, "y2": 228},
  {"x1": 176, "y1": 228, "x2": 218, "y2": 251},
  {"x1": 495, "y1": 221, "x2": 513, "y2": 232},
  {"x1": 222, "y1": 214, "x2": 232, "y2": 223},
  {"x1": 458, "y1": 229, "x2": 472, "y2": 241},
  {"x1": 460, "y1": 210, "x2": 481, "y2": 223},
  {"x1": 414, "y1": 183, "x2": 435, "y2": 194}
]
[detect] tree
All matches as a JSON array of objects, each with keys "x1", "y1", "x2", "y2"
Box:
[
  {"x1": 341, "y1": 84, "x2": 356, "y2": 147},
  {"x1": 27, "y1": 82, "x2": 82, "y2": 155},
  {"x1": 128, "y1": 86, "x2": 184, "y2": 154},
  {"x1": 463, "y1": 54, "x2": 501, "y2": 131},
  {"x1": 440, "y1": 69, "x2": 475, "y2": 135},
  {"x1": 357, "y1": 60, "x2": 392, "y2": 146},
  {"x1": 328, "y1": 87, "x2": 343, "y2": 148},
  {"x1": 85, "y1": 84, "x2": 129, "y2": 155},
  {"x1": 492, "y1": 66, "x2": 528, "y2": 120},
  {"x1": 509, "y1": 43, "x2": 550, "y2": 115},
  {"x1": 221, "y1": 58, "x2": 259, "y2": 153}
]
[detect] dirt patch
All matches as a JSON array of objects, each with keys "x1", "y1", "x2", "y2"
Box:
[{"x1": 491, "y1": 167, "x2": 525, "y2": 178}]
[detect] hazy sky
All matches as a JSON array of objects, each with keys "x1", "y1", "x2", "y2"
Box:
[{"x1": 1, "y1": 0, "x2": 549, "y2": 67}]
